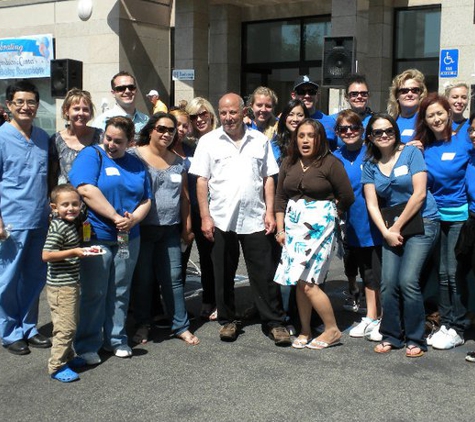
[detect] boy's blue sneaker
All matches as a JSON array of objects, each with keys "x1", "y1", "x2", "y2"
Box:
[
  {"x1": 69, "y1": 356, "x2": 87, "y2": 368},
  {"x1": 51, "y1": 366, "x2": 79, "y2": 383}
]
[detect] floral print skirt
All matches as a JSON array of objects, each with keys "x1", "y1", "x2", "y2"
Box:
[{"x1": 274, "y1": 199, "x2": 337, "y2": 286}]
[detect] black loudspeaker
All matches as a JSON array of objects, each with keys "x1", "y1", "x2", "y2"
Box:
[
  {"x1": 50, "y1": 59, "x2": 83, "y2": 98},
  {"x1": 322, "y1": 36, "x2": 355, "y2": 88}
]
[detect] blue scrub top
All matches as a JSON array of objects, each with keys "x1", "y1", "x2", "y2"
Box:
[
  {"x1": 0, "y1": 122, "x2": 50, "y2": 229},
  {"x1": 311, "y1": 110, "x2": 337, "y2": 151},
  {"x1": 396, "y1": 113, "x2": 418, "y2": 144},
  {"x1": 467, "y1": 153, "x2": 475, "y2": 214}
]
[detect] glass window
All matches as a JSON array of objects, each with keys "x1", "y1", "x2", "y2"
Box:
[
  {"x1": 394, "y1": 6, "x2": 441, "y2": 92},
  {"x1": 304, "y1": 19, "x2": 331, "y2": 61}
]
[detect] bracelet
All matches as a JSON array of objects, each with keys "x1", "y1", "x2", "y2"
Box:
[{"x1": 274, "y1": 230, "x2": 285, "y2": 238}]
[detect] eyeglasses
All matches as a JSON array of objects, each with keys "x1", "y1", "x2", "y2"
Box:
[
  {"x1": 397, "y1": 87, "x2": 421, "y2": 95},
  {"x1": 113, "y1": 84, "x2": 137, "y2": 93},
  {"x1": 296, "y1": 88, "x2": 318, "y2": 96},
  {"x1": 371, "y1": 128, "x2": 396, "y2": 138},
  {"x1": 348, "y1": 91, "x2": 369, "y2": 98},
  {"x1": 190, "y1": 110, "x2": 209, "y2": 121},
  {"x1": 153, "y1": 125, "x2": 176, "y2": 135},
  {"x1": 9, "y1": 99, "x2": 38, "y2": 108},
  {"x1": 337, "y1": 124, "x2": 362, "y2": 133},
  {"x1": 468, "y1": 127, "x2": 475, "y2": 134}
]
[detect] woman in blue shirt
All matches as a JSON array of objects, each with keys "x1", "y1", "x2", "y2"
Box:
[
  {"x1": 458, "y1": 113, "x2": 475, "y2": 362},
  {"x1": 415, "y1": 94, "x2": 472, "y2": 350},
  {"x1": 333, "y1": 110, "x2": 382, "y2": 340},
  {"x1": 69, "y1": 116, "x2": 152, "y2": 364},
  {"x1": 362, "y1": 113, "x2": 439, "y2": 358}
]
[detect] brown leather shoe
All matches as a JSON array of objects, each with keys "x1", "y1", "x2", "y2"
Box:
[
  {"x1": 270, "y1": 326, "x2": 291, "y2": 346},
  {"x1": 219, "y1": 322, "x2": 238, "y2": 342}
]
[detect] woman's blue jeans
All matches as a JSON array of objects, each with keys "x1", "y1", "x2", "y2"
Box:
[
  {"x1": 436, "y1": 221, "x2": 467, "y2": 335},
  {"x1": 132, "y1": 225, "x2": 189, "y2": 335},
  {"x1": 380, "y1": 219, "x2": 439, "y2": 350},
  {"x1": 75, "y1": 236, "x2": 140, "y2": 355}
]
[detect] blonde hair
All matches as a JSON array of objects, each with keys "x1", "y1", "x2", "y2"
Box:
[
  {"x1": 387, "y1": 69, "x2": 427, "y2": 118},
  {"x1": 61, "y1": 88, "x2": 95, "y2": 121},
  {"x1": 444, "y1": 81, "x2": 469, "y2": 98},
  {"x1": 185, "y1": 97, "x2": 218, "y2": 138},
  {"x1": 248, "y1": 86, "x2": 279, "y2": 139}
]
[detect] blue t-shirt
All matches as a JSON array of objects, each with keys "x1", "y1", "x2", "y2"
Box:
[
  {"x1": 361, "y1": 145, "x2": 439, "y2": 220},
  {"x1": 311, "y1": 110, "x2": 337, "y2": 151},
  {"x1": 0, "y1": 122, "x2": 50, "y2": 229},
  {"x1": 396, "y1": 113, "x2": 418, "y2": 144},
  {"x1": 452, "y1": 118, "x2": 468, "y2": 135},
  {"x1": 69, "y1": 146, "x2": 152, "y2": 241},
  {"x1": 467, "y1": 152, "x2": 475, "y2": 214},
  {"x1": 424, "y1": 132, "x2": 471, "y2": 210},
  {"x1": 333, "y1": 144, "x2": 382, "y2": 247}
]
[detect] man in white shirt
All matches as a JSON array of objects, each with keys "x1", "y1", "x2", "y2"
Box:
[
  {"x1": 92, "y1": 71, "x2": 148, "y2": 136},
  {"x1": 189, "y1": 93, "x2": 290, "y2": 345}
]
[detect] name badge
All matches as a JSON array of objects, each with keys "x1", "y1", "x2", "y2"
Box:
[
  {"x1": 441, "y1": 152, "x2": 456, "y2": 161},
  {"x1": 105, "y1": 167, "x2": 120, "y2": 176},
  {"x1": 401, "y1": 129, "x2": 414, "y2": 137},
  {"x1": 394, "y1": 165, "x2": 409, "y2": 177},
  {"x1": 170, "y1": 173, "x2": 182, "y2": 183}
]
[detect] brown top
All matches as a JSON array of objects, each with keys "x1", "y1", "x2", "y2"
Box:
[{"x1": 275, "y1": 154, "x2": 355, "y2": 213}]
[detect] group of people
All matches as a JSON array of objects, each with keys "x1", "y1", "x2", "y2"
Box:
[{"x1": 0, "y1": 67, "x2": 474, "y2": 383}]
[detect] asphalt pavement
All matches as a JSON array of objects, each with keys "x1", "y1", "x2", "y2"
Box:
[{"x1": 1, "y1": 249, "x2": 475, "y2": 422}]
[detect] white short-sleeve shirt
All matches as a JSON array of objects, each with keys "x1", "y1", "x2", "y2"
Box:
[{"x1": 189, "y1": 126, "x2": 279, "y2": 234}]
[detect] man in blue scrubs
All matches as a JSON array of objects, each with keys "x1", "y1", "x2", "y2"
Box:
[{"x1": 0, "y1": 80, "x2": 52, "y2": 355}]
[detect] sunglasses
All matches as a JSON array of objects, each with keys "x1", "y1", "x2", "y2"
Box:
[
  {"x1": 337, "y1": 124, "x2": 362, "y2": 133},
  {"x1": 371, "y1": 128, "x2": 396, "y2": 138},
  {"x1": 348, "y1": 91, "x2": 369, "y2": 98},
  {"x1": 296, "y1": 88, "x2": 318, "y2": 96},
  {"x1": 398, "y1": 87, "x2": 421, "y2": 95},
  {"x1": 153, "y1": 125, "x2": 176, "y2": 135},
  {"x1": 113, "y1": 84, "x2": 137, "y2": 93},
  {"x1": 190, "y1": 110, "x2": 209, "y2": 121},
  {"x1": 468, "y1": 127, "x2": 475, "y2": 134}
]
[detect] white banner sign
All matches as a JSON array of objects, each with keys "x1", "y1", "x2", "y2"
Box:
[{"x1": 0, "y1": 34, "x2": 54, "y2": 80}]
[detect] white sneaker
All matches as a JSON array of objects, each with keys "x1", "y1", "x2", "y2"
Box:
[
  {"x1": 365, "y1": 320, "x2": 382, "y2": 342},
  {"x1": 349, "y1": 317, "x2": 379, "y2": 338},
  {"x1": 426, "y1": 325, "x2": 448, "y2": 346},
  {"x1": 114, "y1": 345, "x2": 132, "y2": 358},
  {"x1": 79, "y1": 352, "x2": 101, "y2": 365},
  {"x1": 432, "y1": 327, "x2": 464, "y2": 350}
]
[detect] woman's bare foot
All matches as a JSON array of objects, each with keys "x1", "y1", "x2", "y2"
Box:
[
  {"x1": 176, "y1": 330, "x2": 200, "y2": 346},
  {"x1": 314, "y1": 328, "x2": 341, "y2": 346}
]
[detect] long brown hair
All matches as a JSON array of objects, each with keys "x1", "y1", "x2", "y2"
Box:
[{"x1": 287, "y1": 118, "x2": 329, "y2": 165}]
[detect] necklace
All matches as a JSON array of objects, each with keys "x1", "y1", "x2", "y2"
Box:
[{"x1": 300, "y1": 158, "x2": 317, "y2": 172}]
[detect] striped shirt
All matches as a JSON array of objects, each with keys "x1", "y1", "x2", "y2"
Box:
[{"x1": 44, "y1": 218, "x2": 80, "y2": 285}]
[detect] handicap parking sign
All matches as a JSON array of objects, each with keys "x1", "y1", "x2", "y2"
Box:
[{"x1": 440, "y1": 49, "x2": 459, "y2": 78}]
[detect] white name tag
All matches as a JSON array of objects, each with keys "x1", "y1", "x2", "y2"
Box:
[
  {"x1": 441, "y1": 152, "x2": 456, "y2": 161},
  {"x1": 105, "y1": 167, "x2": 120, "y2": 176},
  {"x1": 401, "y1": 129, "x2": 414, "y2": 137},
  {"x1": 170, "y1": 173, "x2": 182, "y2": 183},
  {"x1": 394, "y1": 165, "x2": 409, "y2": 177}
]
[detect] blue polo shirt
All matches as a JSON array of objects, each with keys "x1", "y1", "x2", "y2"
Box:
[
  {"x1": 467, "y1": 152, "x2": 475, "y2": 214},
  {"x1": 362, "y1": 145, "x2": 439, "y2": 220},
  {"x1": 311, "y1": 110, "x2": 337, "y2": 151},
  {"x1": 0, "y1": 122, "x2": 50, "y2": 229},
  {"x1": 333, "y1": 144, "x2": 382, "y2": 247}
]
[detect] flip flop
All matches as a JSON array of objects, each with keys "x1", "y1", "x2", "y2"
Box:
[
  {"x1": 292, "y1": 337, "x2": 312, "y2": 349},
  {"x1": 406, "y1": 345, "x2": 424, "y2": 358},
  {"x1": 374, "y1": 341, "x2": 393, "y2": 354},
  {"x1": 176, "y1": 331, "x2": 200, "y2": 346},
  {"x1": 306, "y1": 338, "x2": 341, "y2": 350}
]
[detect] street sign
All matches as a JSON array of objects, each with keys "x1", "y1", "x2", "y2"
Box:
[
  {"x1": 172, "y1": 69, "x2": 195, "y2": 81},
  {"x1": 440, "y1": 49, "x2": 458, "y2": 78}
]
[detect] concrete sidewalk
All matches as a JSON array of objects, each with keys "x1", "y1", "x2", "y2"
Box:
[{"x1": 1, "y1": 256, "x2": 474, "y2": 422}]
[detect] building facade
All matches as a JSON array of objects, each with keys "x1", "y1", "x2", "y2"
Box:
[{"x1": 0, "y1": 0, "x2": 474, "y2": 131}]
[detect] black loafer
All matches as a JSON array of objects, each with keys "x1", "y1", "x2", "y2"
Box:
[
  {"x1": 28, "y1": 333, "x2": 52, "y2": 348},
  {"x1": 6, "y1": 340, "x2": 31, "y2": 355}
]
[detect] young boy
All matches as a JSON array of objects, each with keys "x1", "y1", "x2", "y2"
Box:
[{"x1": 42, "y1": 184, "x2": 97, "y2": 382}]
